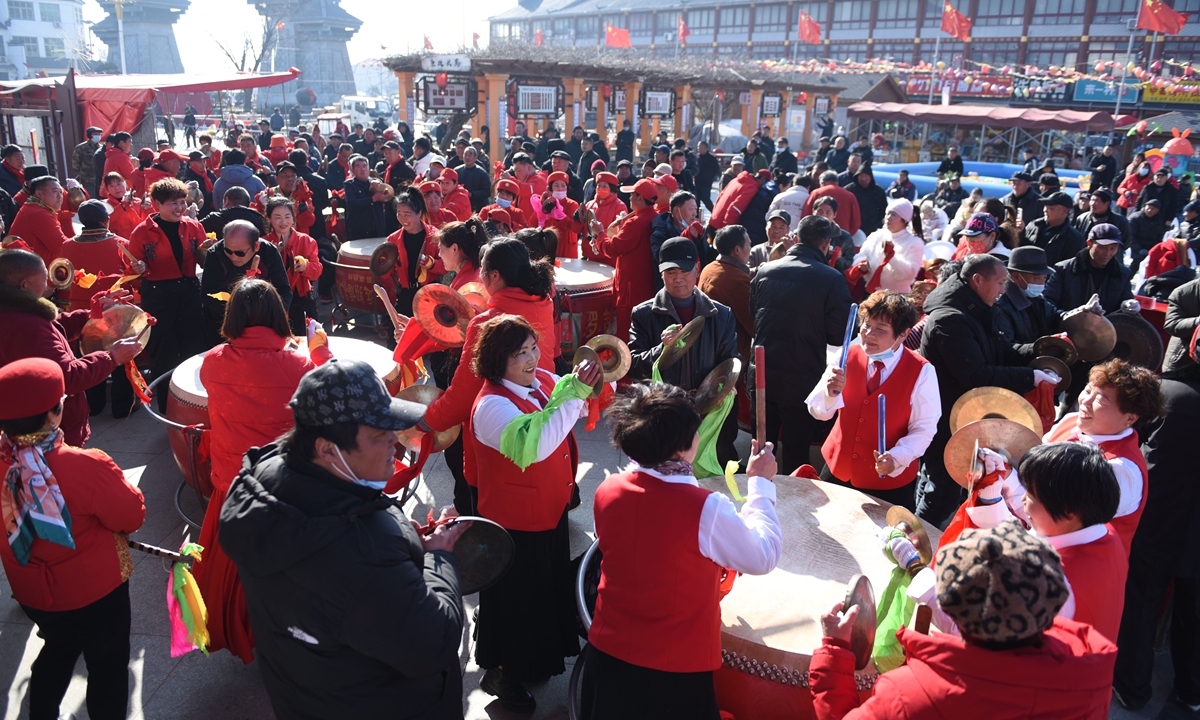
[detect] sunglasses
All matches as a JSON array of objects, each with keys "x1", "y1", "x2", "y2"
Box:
[{"x1": 224, "y1": 246, "x2": 251, "y2": 258}]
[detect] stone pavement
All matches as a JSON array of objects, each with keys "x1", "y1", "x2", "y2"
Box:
[{"x1": 0, "y1": 330, "x2": 1183, "y2": 719}]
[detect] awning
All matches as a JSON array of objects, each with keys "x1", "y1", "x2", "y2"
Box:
[
  {"x1": 846, "y1": 101, "x2": 1117, "y2": 132},
  {"x1": 0, "y1": 68, "x2": 301, "y2": 95}
]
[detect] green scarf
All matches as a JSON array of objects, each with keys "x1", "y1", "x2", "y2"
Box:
[
  {"x1": 498, "y1": 374, "x2": 592, "y2": 470},
  {"x1": 872, "y1": 527, "x2": 917, "y2": 673},
  {"x1": 693, "y1": 389, "x2": 736, "y2": 479}
]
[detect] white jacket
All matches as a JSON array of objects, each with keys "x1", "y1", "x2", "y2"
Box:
[{"x1": 852, "y1": 228, "x2": 924, "y2": 293}]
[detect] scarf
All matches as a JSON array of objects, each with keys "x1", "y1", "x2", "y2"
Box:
[
  {"x1": 1, "y1": 428, "x2": 74, "y2": 566},
  {"x1": 3, "y1": 161, "x2": 24, "y2": 187},
  {"x1": 648, "y1": 459, "x2": 694, "y2": 476}
]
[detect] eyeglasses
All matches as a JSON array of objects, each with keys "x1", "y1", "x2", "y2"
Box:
[{"x1": 224, "y1": 246, "x2": 251, "y2": 258}]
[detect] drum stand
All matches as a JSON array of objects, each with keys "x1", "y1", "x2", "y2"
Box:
[
  {"x1": 567, "y1": 539, "x2": 602, "y2": 720},
  {"x1": 143, "y1": 371, "x2": 210, "y2": 530},
  {"x1": 323, "y1": 263, "x2": 394, "y2": 340}
]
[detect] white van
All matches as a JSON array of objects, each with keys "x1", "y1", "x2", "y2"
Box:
[{"x1": 339, "y1": 96, "x2": 393, "y2": 129}]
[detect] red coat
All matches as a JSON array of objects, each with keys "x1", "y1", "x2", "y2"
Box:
[
  {"x1": 9, "y1": 200, "x2": 70, "y2": 266},
  {"x1": 594, "y1": 204, "x2": 656, "y2": 309},
  {"x1": 1117, "y1": 173, "x2": 1151, "y2": 210},
  {"x1": 1144, "y1": 238, "x2": 1191, "y2": 279},
  {"x1": 127, "y1": 213, "x2": 206, "y2": 280},
  {"x1": 803, "y1": 184, "x2": 862, "y2": 236},
  {"x1": 200, "y1": 326, "x2": 331, "y2": 491},
  {"x1": 105, "y1": 196, "x2": 147, "y2": 240},
  {"x1": 264, "y1": 230, "x2": 323, "y2": 298},
  {"x1": 810, "y1": 619, "x2": 1117, "y2": 720},
  {"x1": 1059, "y1": 527, "x2": 1128, "y2": 642},
  {"x1": 0, "y1": 443, "x2": 144, "y2": 612},
  {"x1": 142, "y1": 165, "x2": 175, "y2": 190},
  {"x1": 103, "y1": 146, "x2": 135, "y2": 183},
  {"x1": 0, "y1": 289, "x2": 117, "y2": 448},
  {"x1": 57, "y1": 233, "x2": 131, "y2": 311},
  {"x1": 516, "y1": 173, "x2": 549, "y2": 228},
  {"x1": 386, "y1": 222, "x2": 442, "y2": 290},
  {"x1": 480, "y1": 202, "x2": 527, "y2": 231},
  {"x1": 709, "y1": 171, "x2": 760, "y2": 229},
  {"x1": 443, "y1": 185, "x2": 472, "y2": 222},
  {"x1": 423, "y1": 287, "x2": 557, "y2": 486},
  {"x1": 541, "y1": 196, "x2": 584, "y2": 259},
  {"x1": 264, "y1": 146, "x2": 290, "y2": 167},
  {"x1": 583, "y1": 193, "x2": 627, "y2": 266}
]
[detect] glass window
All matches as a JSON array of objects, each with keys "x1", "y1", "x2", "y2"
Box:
[
  {"x1": 832, "y1": 0, "x2": 870, "y2": 30},
  {"x1": 752, "y1": 43, "x2": 787, "y2": 59},
  {"x1": 629, "y1": 12, "x2": 652, "y2": 36},
  {"x1": 8, "y1": 36, "x2": 39, "y2": 56},
  {"x1": 577, "y1": 16, "x2": 599, "y2": 41},
  {"x1": 1087, "y1": 40, "x2": 1139, "y2": 65},
  {"x1": 975, "y1": 0, "x2": 1024, "y2": 25},
  {"x1": 1033, "y1": 0, "x2": 1086, "y2": 24},
  {"x1": 690, "y1": 9, "x2": 714, "y2": 30},
  {"x1": 719, "y1": 7, "x2": 750, "y2": 31},
  {"x1": 832, "y1": 42, "x2": 869, "y2": 62},
  {"x1": 917, "y1": 40, "x2": 964, "y2": 63},
  {"x1": 512, "y1": 21, "x2": 529, "y2": 38},
  {"x1": 38, "y1": 2, "x2": 58, "y2": 22},
  {"x1": 716, "y1": 43, "x2": 742, "y2": 56},
  {"x1": 755, "y1": 4, "x2": 788, "y2": 32},
  {"x1": 491, "y1": 23, "x2": 509, "y2": 39},
  {"x1": 972, "y1": 41, "x2": 1021, "y2": 66},
  {"x1": 1173, "y1": 0, "x2": 1200, "y2": 12},
  {"x1": 1026, "y1": 40, "x2": 1079, "y2": 69},
  {"x1": 553, "y1": 18, "x2": 572, "y2": 38},
  {"x1": 43, "y1": 37, "x2": 63, "y2": 57},
  {"x1": 657, "y1": 11, "x2": 677, "y2": 31},
  {"x1": 7, "y1": 1, "x2": 33, "y2": 19},
  {"x1": 876, "y1": 0, "x2": 919, "y2": 28},
  {"x1": 602, "y1": 14, "x2": 625, "y2": 29},
  {"x1": 1092, "y1": 0, "x2": 1138, "y2": 23},
  {"x1": 871, "y1": 41, "x2": 916, "y2": 62}
]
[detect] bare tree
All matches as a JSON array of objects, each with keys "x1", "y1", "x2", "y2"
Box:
[{"x1": 211, "y1": 16, "x2": 279, "y2": 111}]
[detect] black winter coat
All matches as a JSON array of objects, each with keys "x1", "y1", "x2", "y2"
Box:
[
  {"x1": 1128, "y1": 208, "x2": 1168, "y2": 261},
  {"x1": 297, "y1": 169, "x2": 330, "y2": 240},
  {"x1": 742, "y1": 186, "x2": 777, "y2": 247},
  {"x1": 847, "y1": 176, "x2": 888, "y2": 236},
  {"x1": 1138, "y1": 181, "x2": 1181, "y2": 220},
  {"x1": 1044, "y1": 248, "x2": 1132, "y2": 314},
  {"x1": 1024, "y1": 218, "x2": 1086, "y2": 266},
  {"x1": 771, "y1": 150, "x2": 798, "y2": 175},
  {"x1": 343, "y1": 177, "x2": 387, "y2": 241},
  {"x1": 934, "y1": 184, "x2": 969, "y2": 213},
  {"x1": 200, "y1": 205, "x2": 266, "y2": 240},
  {"x1": 994, "y1": 280, "x2": 1063, "y2": 353},
  {"x1": 1073, "y1": 210, "x2": 1129, "y2": 247},
  {"x1": 1000, "y1": 187, "x2": 1043, "y2": 226},
  {"x1": 221, "y1": 446, "x2": 465, "y2": 720},
  {"x1": 1164, "y1": 277, "x2": 1200, "y2": 373},
  {"x1": 628, "y1": 288, "x2": 740, "y2": 391},
  {"x1": 750, "y1": 243, "x2": 852, "y2": 407}
]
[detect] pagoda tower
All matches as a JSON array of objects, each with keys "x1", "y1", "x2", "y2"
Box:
[
  {"x1": 93, "y1": 0, "x2": 189, "y2": 74},
  {"x1": 252, "y1": 0, "x2": 361, "y2": 107}
]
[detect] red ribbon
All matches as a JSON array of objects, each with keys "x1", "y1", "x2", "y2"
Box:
[
  {"x1": 585, "y1": 381, "x2": 615, "y2": 432},
  {"x1": 385, "y1": 431, "x2": 434, "y2": 495},
  {"x1": 125, "y1": 363, "x2": 152, "y2": 404},
  {"x1": 392, "y1": 320, "x2": 449, "y2": 364}
]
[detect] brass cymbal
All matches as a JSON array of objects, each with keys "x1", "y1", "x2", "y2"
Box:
[
  {"x1": 944, "y1": 418, "x2": 1042, "y2": 489},
  {"x1": 1104, "y1": 312, "x2": 1165, "y2": 371},
  {"x1": 369, "y1": 242, "x2": 399, "y2": 276},
  {"x1": 694, "y1": 357, "x2": 742, "y2": 415},
  {"x1": 79, "y1": 304, "x2": 152, "y2": 355},
  {"x1": 394, "y1": 384, "x2": 461, "y2": 452},
  {"x1": 948, "y1": 386, "x2": 1041, "y2": 435},
  {"x1": 658, "y1": 315, "x2": 706, "y2": 369},
  {"x1": 48, "y1": 257, "x2": 74, "y2": 291},
  {"x1": 572, "y1": 345, "x2": 604, "y2": 399},
  {"x1": 1030, "y1": 356, "x2": 1072, "y2": 394},
  {"x1": 843, "y1": 574, "x2": 877, "y2": 671},
  {"x1": 586, "y1": 334, "x2": 632, "y2": 384},
  {"x1": 457, "y1": 281, "x2": 488, "y2": 314},
  {"x1": 1032, "y1": 334, "x2": 1079, "y2": 367},
  {"x1": 885, "y1": 506, "x2": 933, "y2": 567},
  {"x1": 413, "y1": 284, "x2": 471, "y2": 347},
  {"x1": 1060, "y1": 312, "x2": 1117, "y2": 362}
]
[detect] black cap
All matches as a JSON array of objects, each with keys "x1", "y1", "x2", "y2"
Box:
[
  {"x1": 274, "y1": 161, "x2": 296, "y2": 173},
  {"x1": 1185, "y1": 200, "x2": 1200, "y2": 215},
  {"x1": 550, "y1": 150, "x2": 572, "y2": 161},
  {"x1": 1039, "y1": 191, "x2": 1073, "y2": 208},
  {"x1": 767, "y1": 208, "x2": 792, "y2": 225},
  {"x1": 1088, "y1": 223, "x2": 1122, "y2": 244},
  {"x1": 655, "y1": 144, "x2": 671, "y2": 153},
  {"x1": 23, "y1": 165, "x2": 49, "y2": 181},
  {"x1": 455, "y1": 137, "x2": 468, "y2": 146},
  {"x1": 1039, "y1": 173, "x2": 1060, "y2": 187},
  {"x1": 819, "y1": 136, "x2": 831, "y2": 143},
  {"x1": 188, "y1": 150, "x2": 205, "y2": 162},
  {"x1": 1007, "y1": 246, "x2": 1053, "y2": 275},
  {"x1": 1092, "y1": 187, "x2": 1114, "y2": 203},
  {"x1": 616, "y1": 159, "x2": 633, "y2": 168},
  {"x1": 1146, "y1": 198, "x2": 1163, "y2": 208},
  {"x1": 1010, "y1": 171, "x2": 1033, "y2": 182},
  {"x1": 1155, "y1": 166, "x2": 1171, "y2": 176},
  {"x1": 290, "y1": 360, "x2": 425, "y2": 431},
  {"x1": 76, "y1": 199, "x2": 109, "y2": 228},
  {"x1": 383, "y1": 140, "x2": 401, "y2": 150},
  {"x1": 658, "y1": 236, "x2": 698, "y2": 272}
]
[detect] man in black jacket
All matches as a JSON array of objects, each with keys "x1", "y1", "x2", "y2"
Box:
[
  {"x1": 221, "y1": 360, "x2": 468, "y2": 720},
  {"x1": 615, "y1": 121, "x2": 636, "y2": 163},
  {"x1": 847, "y1": 167, "x2": 888, "y2": 236},
  {"x1": 994, "y1": 246, "x2": 1063, "y2": 354},
  {"x1": 935, "y1": 146, "x2": 965, "y2": 178},
  {"x1": 771, "y1": 138, "x2": 798, "y2": 175},
  {"x1": 823, "y1": 137, "x2": 850, "y2": 173},
  {"x1": 184, "y1": 151, "x2": 217, "y2": 218},
  {"x1": 1088, "y1": 144, "x2": 1118, "y2": 190},
  {"x1": 918, "y1": 255, "x2": 1049, "y2": 525},
  {"x1": 343, "y1": 155, "x2": 388, "y2": 241},
  {"x1": 199, "y1": 220, "x2": 292, "y2": 346},
  {"x1": 695, "y1": 142, "x2": 721, "y2": 212},
  {"x1": 1138, "y1": 167, "x2": 1181, "y2": 220},
  {"x1": 201, "y1": 186, "x2": 266, "y2": 239},
  {"x1": 456, "y1": 147, "x2": 491, "y2": 212},
  {"x1": 1164, "y1": 277, "x2": 1200, "y2": 373},
  {"x1": 1074, "y1": 188, "x2": 1129, "y2": 247},
  {"x1": 751, "y1": 216, "x2": 852, "y2": 473},
  {"x1": 1128, "y1": 200, "x2": 1168, "y2": 273},
  {"x1": 1025, "y1": 191, "x2": 1086, "y2": 265},
  {"x1": 1001, "y1": 172, "x2": 1042, "y2": 227},
  {"x1": 1044, "y1": 223, "x2": 1133, "y2": 314},
  {"x1": 668, "y1": 149, "x2": 696, "y2": 195},
  {"x1": 933, "y1": 175, "x2": 969, "y2": 214}
]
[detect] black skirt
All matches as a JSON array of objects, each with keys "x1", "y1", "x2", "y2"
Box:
[
  {"x1": 580, "y1": 644, "x2": 720, "y2": 720},
  {"x1": 475, "y1": 508, "x2": 580, "y2": 681}
]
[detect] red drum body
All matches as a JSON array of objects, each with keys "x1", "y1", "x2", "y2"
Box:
[
  {"x1": 700, "y1": 474, "x2": 942, "y2": 720},
  {"x1": 335, "y1": 238, "x2": 390, "y2": 313},
  {"x1": 555, "y1": 258, "x2": 615, "y2": 356},
  {"x1": 164, "y1": 338, "x2": 396, "y2": 493}
]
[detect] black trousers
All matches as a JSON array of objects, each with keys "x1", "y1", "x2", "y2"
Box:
[
  {"x1": 819, "y1": 463, "x2": 919, "y2": 511},
  {"x1": 141, "y1": 277, "x2": 206, "y2": 379},
  {"x1": 914, "y1": 429, "x2": 965, "y2": 528},
  {"x1": 580, "y1": 644, "x2": 720, "y2": 720},
  {"x1": 429, "y1": 350, "x2": 472, "y2": 515},
  {"x1": 287, "y1": 290, "x2": 318, "y2": 336},
  {"x1": 85, "y1": 364, "x2": 135, "y2": 418},
  {"x1": 316, "y1": 237, "x2": 338, "y2": 297},
  {"x1": 20, "y1": 582, "x2": 131, "y2": 720},
  {"x1": 763, "y1": 399, "x2": 821, "y2": 476},
  {"x1": 1115, "y1": 558, "x2": 1200, "y2": 708},
  {"x1": 696, "y1": 178, "x2": 715, "y2": 212},
  {"x1": 716, "y1": 404, "x2": 740, "y2": 471}
]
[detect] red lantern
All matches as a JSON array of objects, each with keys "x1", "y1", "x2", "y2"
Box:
[
  {"x1": 435, "y1": 72, "x2": 448, "y2": 89},
  {"x1": 797, "y1": 91, "x2": 807, "y2": 104},
  {"x1": 1151, "y1": 60, "x2": 1163, "y2": 73},
  {"x1": 601, "y1": 83, "x2": 613, "y2": 99}
]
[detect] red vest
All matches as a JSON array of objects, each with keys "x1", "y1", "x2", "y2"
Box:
[
  {"x1": 589, "y1": 470, "x2": 723, "y2": 673},
  {"x1": 822, "y1": 345, "x2": 926, "y2": 490},
  {"x1": 1046, "y1": 419, "x2": 1148, "y2": 556},
  {"x1": 471, "y1": 369, "x2": 576, "y2": 532},
  {"x1": 1057, "y1": 527, "x2": 1128, "y2": 643}
]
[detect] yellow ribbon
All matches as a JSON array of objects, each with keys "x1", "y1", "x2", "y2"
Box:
[{"x1": 723, "y1": 459, "x2": 745, "y2": 502}]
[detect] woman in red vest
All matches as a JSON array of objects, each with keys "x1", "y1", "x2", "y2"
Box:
[
  {"x1": 1043, "y1": 359, "x2": 1164, "y2": 555},
  {"x1": 195, "y1": 279, "x2": 332, "y2": 663},
  {"x1": 806, "y1": 290, "x2": 940, "y2": 510},
  {"x1": 583, "y1": 383, "x2": 781, "y2": 720},
  {"x1": 469, "y1": 314, "x2": 601, "y2": 713},
  {"x1": 263, "y1": 197, "x2": 323, "y2": 335}
]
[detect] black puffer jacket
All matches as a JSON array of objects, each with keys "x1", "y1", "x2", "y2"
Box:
[
  {"x1": 1024, "y1": 217, "x2": 1086, "y2": 266},
  {"x1": 628, "y1": 287, "x2": 740, "y2": 390},
  {"x1": 846, "y1": 170, "x2": 888, "y2": 236},
  {"x1": 1000, "y1": 187, "x2": 1043, "y2": 226},
  {"x1": 1165, "y1": 277, "x2": 1200, "y2": 373},
  {"x1": 994, "y1": 280, "x2": 1063, "y2": 353},
  {"x1": 1044, "y1": 248, "x2": 1133, "y2": 314},
  {"x1": 1073, "y1": 210, "x2": 1129, "y2": 248},
  {"x1": 1138, "y1": 180, "x2": 1182, "y2": 219},
  {"x1": 221, "y1": 445, "x2": 465, "y2": 720},
  {"x1": 750, "y1": 243, "x2": 852, "y2": 407},
  {"x1": 1128, "y1": 207, "x2": 1168, "y2": 263}
]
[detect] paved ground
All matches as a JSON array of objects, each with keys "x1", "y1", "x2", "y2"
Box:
[{"x1": 0, "y1": 325, "x2": 1187, "y2": 719}]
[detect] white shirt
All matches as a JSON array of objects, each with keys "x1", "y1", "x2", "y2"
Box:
[
  {"x1": 852, "y1": 227, "x2": 924, "y2": 293},
  {"x1": 635, "y1": 465, "x2": 783, "y2": 576},
  {"x1": 1044, "y1": 416, "x2": 1144, "y2": 520},
  {"x1": 768, "y1": 187, "x2": 809, "y2": 231},
  {"x1": 472, "y1": 374, "x2": 586, "y2": 464},
  {"x1": 804, "y1": 340, "x2": 941, "y2": 477}
]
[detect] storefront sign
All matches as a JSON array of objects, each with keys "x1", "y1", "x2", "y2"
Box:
[
  {"x1": 905, "y1": 75, "x2": 1013, "y2": 99},
  {"x1": 761, "y1": 93, "x2": 782, "y2": 117},
  {"x1": 1145, "y1": 81, "x2": 1200, "y2": 105},
  {"x1": 1011, "y1": 76, "x2": 1069, "y2": 104},
  {"x1": 1072, "y1": 79, "x2": 1139, "y2": 105}
]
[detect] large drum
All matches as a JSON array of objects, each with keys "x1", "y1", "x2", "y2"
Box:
[
  {"x1": 555, "y1": 258, "x2": 615, "y2": 356},
  {"x1": 334, "y1": 237, "x2": 391, "y2": 314},
  {"x1": 164, "y1": 337, "x2": 396, "y2": 493},
  {"x1": 703, "y1": 474, "x2": 942, "y2": 720}
]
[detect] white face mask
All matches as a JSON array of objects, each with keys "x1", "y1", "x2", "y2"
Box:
[
  {"x1": 552, "y1": 190, "x2": 567, "y2": 200},
  {"x1": 331, "y1": 445, "x2": 386, "y2": 491},
  {"x1": 1139, "y1": 167, "x2": 1150, "y2": 176},
  {"x1": 1023, "y1": 283, "x2": 1045, "y2": 298},
  {"x1": 866, "y1": 337, "x2": 903, "y2": 362},
  {"x1": 496, "y1": 197, "x2": 512, "y2": 208}
]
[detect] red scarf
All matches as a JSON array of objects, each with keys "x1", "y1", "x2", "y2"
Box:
[
  {"x1": 3, "y1": 161, "x2": 24, "y2": 187},
  {"x1": 384, "y1": 161, "x2": 402, "y2": 186},
  {"x1": 192, "y1": 166, "x2": 214, "y2": 194}
]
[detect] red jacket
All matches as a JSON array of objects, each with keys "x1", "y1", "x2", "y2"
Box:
[
  {"x1": 1117, "y1": 173, "x2": 1151, "y2": 210},
  {"x1": 0, "y1": 443, "x2": 145, "y2": 612},
  {"x1": 594, "y1": 204, "x2": 656, "y2": 308},
  {"x1": 1059, "y1": 527, "x2": 1128, "y2": 643},
  {"x1": 200, "y1": 327, "x2": 331, "y2": 491},
  {"x1": 709, "y1": 171, "x2": 760, "y2": 229},
  {"x1": 0, "y1": 288, "x2": 117, "y2": 447},
  {"x1": 386, "y1": 222, "x2": 442, "y2": 290},
  {"x1": 583, "y1": 193, "x2": 627, "y2": 266},
  {"x1": 422, "y1": 287, "x2": 557, "y2": 485},
  {"x1": 264, "y1": 230, "x2": 323, "y2": 298},
  {"x1": 443, "y1": 185, "x2": 472, "y2": 222},
  {"x1": 103, "y1": 146, "x2": 135, "y2": 184},
  {"x1": 57, "y1": 233, "x2": 131, "y2": 311},
  {"x1": 516, "y1": 173, "x2": 549, "y2": 228},
  {"x1": 540, "y1": 196, "x2": 584, "y2": 259},
  {"x1": 810, "y1": 619, "x2": 1117, "y2": 720},
  {"x1": 105, "y1": 196, "x2": 147, "y2": 240},
  {"x1": 142, "y1": 165, "x2": 175, "y2": 190},
  {"x1": 804, "y1": 184, "x2": 863, "y2": 236},
  {"x1": 9, "y1": 200, "x2": 69, "y2": 266},
  {"x1": 1144, "y1": 238, "x2": 1191, "y2": 279},
  {"x1": 127, "y1": 214, "x2": 207, "y2": 280}
]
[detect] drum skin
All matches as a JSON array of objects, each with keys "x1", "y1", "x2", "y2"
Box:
[
  {"x1": 702, "y1": 474, "x2": 942, "y2": 720},
  {"x1": 336, "y1": 238, "x2": 389, "y2": 313},
  {"x1": 555, "y1": 258, "x2": 616, "y2": 355}
]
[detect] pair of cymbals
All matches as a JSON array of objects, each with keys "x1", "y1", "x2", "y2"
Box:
[
  {"x1": 1104, "y1": 311, "x2": 1164, "y2": 371},
  {"x1": 80, "y1": 304, "x2": 153, "y2": 355},
  {"x1": 885, "y1": 506, "x2": 933, "y2": 568},
  {"x1": 1032, "y1": 334, "x2": 1079, "y2": 367},
  {"x1": 659, "y1": 316, "x2": 706, "y2": 369},
  {"x1": 1030, "y1": 356, "x2": 1072, "y2": 394},
  {"x1": 948, "y1": 386, "x2": 1041, "y2": 435},
  {"x1": 48, "y1": 257, "x2": 75, "y2": 291},
  {"x1": 393, "y1": 384, "x2": 461, "y2": 452},
  {"x1": 587, "y1": 334, "x2": 632, "y2": 383},
  {"x1": 369, "y1": 242, "x2": 399, "y2": 276},
  {"x1": 413, "y1": 284, "x2": 473, "y2": 347},
  {"x1": 694, "y1": 358, "x2": 742, "y2": 415},
  {"x1": 458, "y1": 281, "x2": 488, "y2": 315},
  {"x1": 1060, "y1": 312, "x2": 1117, "y2": 362},
  {"x1": 944, "y1": 418, "x2": 1042, "y2": 488},
  {"x1": 572, "y1": 345, "x2": 605, "y2": 399}
]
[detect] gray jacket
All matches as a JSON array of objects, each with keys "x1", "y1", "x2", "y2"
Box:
[
  {"x1": 1165, "y1": 277, "x2": 1200, "y2": 373},
  {"x1": 628, "y1": 287, "x2": 740, "y2": 391}
]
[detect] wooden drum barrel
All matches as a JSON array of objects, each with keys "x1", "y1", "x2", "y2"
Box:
[
  {"x1": 555, "y1": 258, "x2": 615, "y2": 356},
  {"x1": 701, "y1": 474, "x2": 942, "y2": 720},
  {"x1": 164, "y1": 337, "x2": 397, "y2": 493},
  {"x1": 335, "y1": 237, "x2": 390, "y2": 314}
]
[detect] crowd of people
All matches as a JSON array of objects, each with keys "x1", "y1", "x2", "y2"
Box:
[{"x1": 0, "y1": 111, "x2": 1196, "y2": 720}]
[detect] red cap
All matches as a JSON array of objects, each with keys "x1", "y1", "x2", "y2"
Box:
[
  {"x1": 755, "y1": 168, "x2": 773, "y2": 181},
  {"x1": 547, "y1": 171, "x2": 570, "y2": 186},
  {"x1": 418, "y1": 180, "x2": 441, "y2": 195},
  {"x1": 591, "y1": 159, "x2": 607, "y2": 173},
  {"x1": 657, "y1": 174, "x2": 678, "y2": 193},
  {"x1": 496, "y1": 178, "x2": 520, "y2": 196},
  {"x1": 0, "y1": 358, "x2": 64, "y2": 419},
  {"x1": 594, "y1": 171, "x2": 618, "y2": 187},
  {"x1": 481, "y1": 206, "x2": 512, "y2": 225},
  {"x1": 269, "y1": 135, "x2": 288, "y2": 148},
  {"x1": 137, "y1": 148, "x2": 155, "y2": 163},
  {"x1": 157, "y1": 149, "x2": 188, "y2": 163},
  {"x1": 439, "y1": 167, "x2": 458, "y2": 182},
  {"x1": 620, "y1": 178, "x2": 659, "y2": 202}
]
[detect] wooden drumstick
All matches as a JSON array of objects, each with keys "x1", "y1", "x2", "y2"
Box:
[
  {"x1": 118, "y1": 243, "x2": 138, "y2": 265},
  {"x1": 754, "y1": 345, "x2": 766, "y2": 448},
  {"x1": 127, "y1": 539, "x2": 195, "y2": 566},
  {"x1": 374, "y1": 284, "x2": 409, "y2": 329}
]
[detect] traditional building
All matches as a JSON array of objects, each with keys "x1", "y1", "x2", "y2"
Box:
[
  {"x1": 92, "y1": 0, "x2": 188, "y2": 74},
  {"x1": 0, "y1": 0, "x2": 90, "y2": 80},
  {"x1": 252, "y1": 0, "x2": 360, "y2": 107}
]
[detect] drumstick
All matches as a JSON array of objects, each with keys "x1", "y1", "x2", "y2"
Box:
[
  {"x1": 878, "y1": 395, "x2": 887, "y2": 479},
  {"x1": 127, "y1": 539, "x2": 195, "y2": 566},
  {"x1": 373, "y1": 285, "x2": 409, "y2": 329},
  {"x1": 832, "y1": 303, "x2": 859, "y2": 396},
  {"x1": 118, "y1": 243, "x2": 138, "y2": 264},
  {"x1": 754, "y1": 345, "x2": 766, "y2": 449}
]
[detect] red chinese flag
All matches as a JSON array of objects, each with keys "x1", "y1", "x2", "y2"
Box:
[
  {"x1": 605, "y1": 24, "x2": 632, "y2": 48},
  {"x1": 1138, "y1": 0, "x2": 1190, "y2": 35},
  {"x1": 473, "y1": 32, "x2": 480, "y2": 49},
  {"x1": 941, "y1": 2, "x2": 973, "y2": 41},
  {"x1": 678, "y1": 15, "x2": 691, "y2": 45},
  {"x1": 424, "y1": 35, "x2": 434, "y2": 50},
  {"x1": 798, "y1": 11, "x2": 822, "y2": 44},
  {"x1": 536, "y1": 28, "x2": 544, "y2": 46}
]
